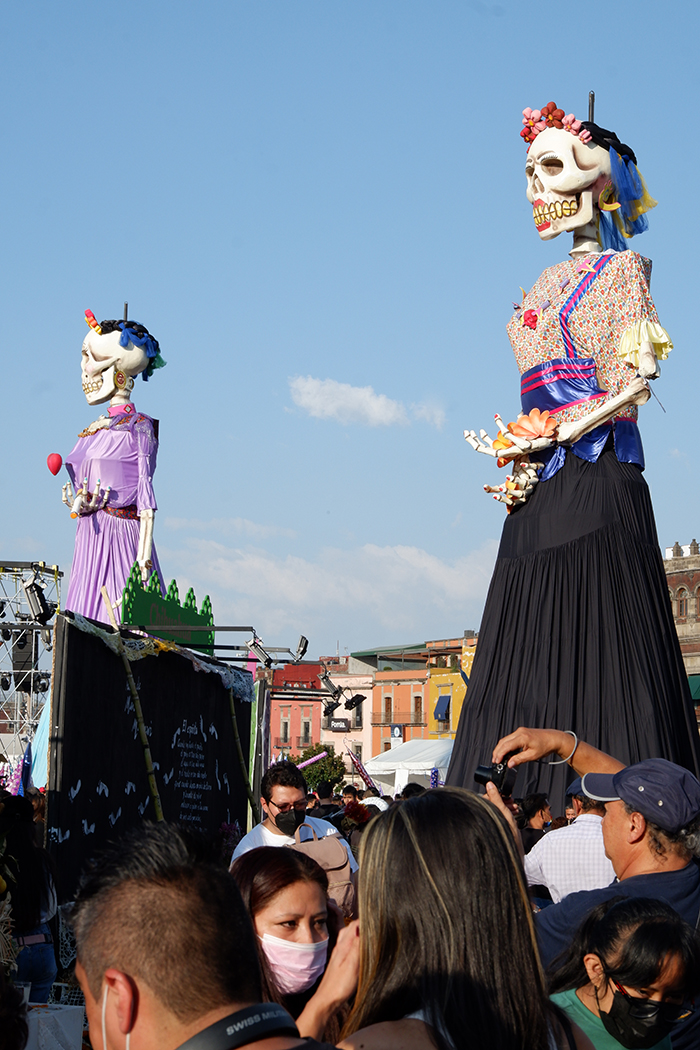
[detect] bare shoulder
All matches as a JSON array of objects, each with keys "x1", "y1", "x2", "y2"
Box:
[{"x1": 338, "y1": 1019, "x2": 437, "y2": 1050}]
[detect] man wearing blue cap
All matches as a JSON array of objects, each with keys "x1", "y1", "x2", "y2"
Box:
[{"x1": 489, "y1": 727, "x2": 700, "y2": 1050}]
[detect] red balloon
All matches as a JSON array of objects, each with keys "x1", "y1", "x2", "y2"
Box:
[{"x1": 47, "y1": 453, "x2": 63, "y2": 476}]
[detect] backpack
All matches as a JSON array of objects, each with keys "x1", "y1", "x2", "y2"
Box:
[{"x1": 287, "y1": 822, "x2": 356, "y2": 919}]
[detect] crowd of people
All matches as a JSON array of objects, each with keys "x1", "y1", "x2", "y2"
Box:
[{"x1": 2, "y1": 726, "x2": 700, "y2": 1050}]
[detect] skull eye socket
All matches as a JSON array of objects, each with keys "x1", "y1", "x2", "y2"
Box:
[{"x1": 540, "y1": 158, "x2": 563, "y2": 177}]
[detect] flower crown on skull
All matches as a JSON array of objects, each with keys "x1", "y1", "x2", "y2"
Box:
[
  {"x1": 520, "y1": 102, "x2": 656, "y2": 252},
  {"x1": 84, "y1": 310, "x2": 166, "y2": 381},
  {"x1": 521, "y1": 101, "x2": 592, "y2": 149}
]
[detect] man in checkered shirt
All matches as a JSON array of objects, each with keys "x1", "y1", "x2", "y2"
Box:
[{"x1": 523, "y1": 776, "x2": 615, "y2": 902}]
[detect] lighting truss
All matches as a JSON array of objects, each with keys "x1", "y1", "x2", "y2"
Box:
[{"x1": 0, "y1": 562, "x2": 62, "y2": 763}]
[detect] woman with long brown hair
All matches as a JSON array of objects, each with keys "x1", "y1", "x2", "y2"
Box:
[
  {"x1": 338, "y1": 788, "x2": 591, "y2": 1050},
  {"x1": 230, "y1": 846, "x2": 358, "y2": 1043}
]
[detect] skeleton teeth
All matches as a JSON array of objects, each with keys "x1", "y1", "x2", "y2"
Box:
[
  {"x1": 82, "y1": 378, "x2": 103, "y2": 393},
  {"x1": 532, "y1": 199, "x2": 578, "y2": 227}
]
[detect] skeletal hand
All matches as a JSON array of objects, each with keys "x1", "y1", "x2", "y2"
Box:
[
  {"x1": 484, "y1": 459, "x2": 543, "y2": 507},
  {"x1": 464, "y1": 413, "x2": 555, "y2": 466},
  {"x1": 138, "y1": 558, "x2": 153, "y2": 584},
  {"x1": 637, "y1": 341, "x2": 660, "y2": 381},
  {"x1": 137, "y1": 509, "x2": 155, "y2": 584},
  {"x1": 62, "y1": 476, "x2": 111, "y2": 517}
]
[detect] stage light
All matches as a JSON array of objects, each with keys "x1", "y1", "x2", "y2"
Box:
[
  {"x1": 318, "y1": 664, "x2": 342, "y2": 701},
  {"x1": 295, "y1": 635, "x2": 309, "y2": 662},
  {"x1": 1, "y1": 628, "x2": 11, "y2": 642},
  {"x1": 23, "y1": 575, "x2": 54, "y2": 625},
  {"x1": 323, "y1": 700, "x2": 341, "y2": 717},
  {"x1": 35, "y1": 674, "x2": 50, "y2": 693},
  {"x1": 0, "y1": 676, "x2": 10, "y2": 690},
  {"x1": 344, "y1": 694, "x2": 364, "y2": 710},
  {"x1": 245, "y1": 636, "x2": 273, "y2": 668},
  {"x1": 0, "y1": 600, "x2": 6, "y2": 619}
]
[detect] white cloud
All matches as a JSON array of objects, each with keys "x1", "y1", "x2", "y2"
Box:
[
  {"x1": 411, "y1": 401, "x2": 446, "y2": 429},
  {"x1": 163, "y1": 517, "x2": 296, "y2": 540},
  {"x1": 288, "y1": 376, "x2": 444, "y2": 429},
  {"x1": 158, "y1": 537, "x2": 497, "y2": 651}
]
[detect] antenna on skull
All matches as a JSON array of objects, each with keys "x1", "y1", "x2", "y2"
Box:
[
  {"x1": 588, "y1": 91, "x2": 595, "y2": 123},
  {"x1": 123, "y1": 301, "x2": 128, "y2": 323}
]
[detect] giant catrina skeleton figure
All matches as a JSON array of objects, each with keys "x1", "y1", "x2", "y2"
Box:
[
  {"x1": 447, "y1": 101, "x2": 700, "y2": 795},
  {"x1": 62, "y1": 311, "x2": 166, "y2": 621}
]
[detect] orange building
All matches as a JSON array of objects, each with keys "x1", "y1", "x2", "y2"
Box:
[
  {"x1": 350, "y1": 636, "x2": 477, "y2": 756},
  {"x1": 371, "y1": 668, "x2": 429, "y2": 754}
]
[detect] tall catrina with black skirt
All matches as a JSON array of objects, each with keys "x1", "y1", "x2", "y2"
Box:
[{"x1": 447, "y1": 99, "x2": 700, "y2": 798}]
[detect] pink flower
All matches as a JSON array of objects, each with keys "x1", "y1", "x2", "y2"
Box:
[
  {"x1": 522, "y1": 107, "x2": 542, "y2": 128},
  {"x1": 522, "y1": 309, "x2": 538, "y2": 330},
  {"x1": 562, "y1": 113, "x2": 582, "y2": 135},
  {"x1": 579, "y1": 128, "x2": 592, "y2": 144}
]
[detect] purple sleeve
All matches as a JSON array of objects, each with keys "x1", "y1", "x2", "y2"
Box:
[{"x1": 135, "y1": 417, "x2": 158, "y2": 511}]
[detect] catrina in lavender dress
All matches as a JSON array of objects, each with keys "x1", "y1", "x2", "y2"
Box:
[{"x1": 64, "y1": 402, "x2": 164, "y2": 621}]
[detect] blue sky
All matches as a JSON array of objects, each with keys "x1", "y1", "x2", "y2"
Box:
[{"x1": 3, "y1": 1, "x2": 698, "y2": 658}]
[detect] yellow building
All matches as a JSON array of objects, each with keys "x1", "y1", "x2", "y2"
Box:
[{"x1": 428, "y1": 634, "x2": 477, "y2": 739}]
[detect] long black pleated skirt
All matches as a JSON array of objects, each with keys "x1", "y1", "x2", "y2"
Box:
[{"x1": 446, "y1": 442, "x2": 700, "y2": 802}]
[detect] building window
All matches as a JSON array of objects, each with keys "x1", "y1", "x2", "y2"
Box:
[
  {"x1": 384, "y1": 695, "x2": 392, "y2": 721},
  {"x1": 281, "y1": 720, "x2": 289, "y2": 744},
  {"x1": 434, "y1": 693, "x2": 451, "y2": 725},
  {"x1": 354, "y1": 744, "x2": 363, "y2": 761},
  {"x1": 414, "y1": 695, "x2": 422, "y2": 722},
  {"x1": 352, "y1": 703, "x2": 363, "y2": 729},
  {"x1": 383, "y1": 740, "x2": 391, "y2": 752},
  {"x1": 678, "y1": 588, "x2": 689, "y2": 618},
  {"x1": 301, "y1": 719, "x2": 311, "y2": 745}
]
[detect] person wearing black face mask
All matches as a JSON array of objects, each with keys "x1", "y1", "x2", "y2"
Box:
[
  {"x1": 548, "y1": 896, "x2": 700, "y2": 1049},
  {"x1": 230, "y1": 761, "x2": 358, "y2": 878}
]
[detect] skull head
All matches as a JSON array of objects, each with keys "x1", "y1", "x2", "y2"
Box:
[
  {"x1": 525, "y1": 128, "x2": 611, "y2": 240},
  {"x1": 81, "y1": 329, "x2": 150, "y2": 405}
]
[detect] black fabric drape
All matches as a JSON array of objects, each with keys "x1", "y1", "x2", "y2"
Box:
[{"x1": 447, "y1": 444, "x2": 700, "y2": 803}]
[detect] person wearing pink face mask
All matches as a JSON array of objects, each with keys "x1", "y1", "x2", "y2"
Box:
[{"x1": 230, "y1": 848, "x2": 359, "y2": 1045}]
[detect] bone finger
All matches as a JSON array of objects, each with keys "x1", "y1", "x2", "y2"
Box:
[
  {"x1": 464, "y1": 430, "x2": 488, "y2": 453},
  {"x1": 493, "y1": 413, "x2": 510, "y2": 436},
  {"x1": 469, "y1": 432, "x2": 497, "y2": 457},
  {"x1": 506, "y1": 432, "x2": 533, "y2": 452},
  {"x1": 101, "y1": 486, "x2": 111, "y2": 509}
]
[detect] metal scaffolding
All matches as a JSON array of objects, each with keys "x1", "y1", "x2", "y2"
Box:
[{"x1": 0, "y1": 561, "x2": 62, "y2": 761}]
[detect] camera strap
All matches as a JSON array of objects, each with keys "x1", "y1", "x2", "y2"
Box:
[{"x1": 175, "y1": 1003, "x2": 299, "y2": 1050}]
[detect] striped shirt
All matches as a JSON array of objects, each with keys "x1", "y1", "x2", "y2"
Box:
[{"x1": 524, "y1": 814, "x2": 615, "y2": 903}]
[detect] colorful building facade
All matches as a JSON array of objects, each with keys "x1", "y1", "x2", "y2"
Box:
[
  {"x1": 267, "y1": 661, "x2": 325, "y2": 763},
  {"x1": 319, "y1": 672, "x2": 373, "y2": 781},
  {"x1": 428, "y1": 634, "x2": 477, "y2": 739}
]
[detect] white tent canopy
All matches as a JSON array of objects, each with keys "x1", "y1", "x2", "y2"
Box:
[{"x1": 365, "y1": 738, "x2": 454, "y2": 793}]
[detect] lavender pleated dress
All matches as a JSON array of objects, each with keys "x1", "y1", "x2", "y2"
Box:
[{"x1": 64, "y1": 403, "x2": 164, "y2": 621}]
